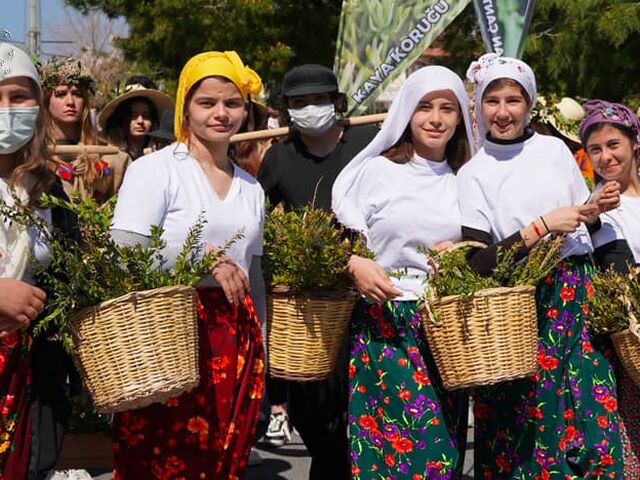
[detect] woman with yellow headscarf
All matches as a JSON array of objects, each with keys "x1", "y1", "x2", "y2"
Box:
[{"x1": 110, "y1": 51, "x2": 265, "y2": 479}]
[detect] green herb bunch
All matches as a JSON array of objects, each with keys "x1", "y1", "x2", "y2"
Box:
[
  {"x1": 426, "y1": 235, "x2": 565, "y2": 299},
  {"x1": 263, "y1": 205, "x2": 371, "y2": 292},
  {"x1": 588, "y1": 266, "x2": 640, "y2": 335},
  {"x1": 0, "y1": 193, "x2": 238, "y2": 351}
]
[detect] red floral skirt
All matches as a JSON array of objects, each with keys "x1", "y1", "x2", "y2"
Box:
[
  {"x1": 0, "y1": 332, "x2": 32, "y2": 479},
  {"x1": 113, "y1": 288, "x2": 264, "y2": 480}
]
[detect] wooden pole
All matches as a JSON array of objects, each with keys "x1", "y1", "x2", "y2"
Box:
[
  {"x1": 50, "y1": 145, "x2": 121, "y2": 155},
  {"x1": 230, "y1": 112, "x2": 386, "y2": 143}
]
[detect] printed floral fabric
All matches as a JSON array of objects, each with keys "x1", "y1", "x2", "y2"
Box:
[
  {"x1": 473, "y1": 257, "x2": 622, "y2": 479},
  {"x1": 113, "y1": 288, "x2": 264, "y2": 480},
  {"x1": 349, "y1": 299, "x2": 468, "y2": 479},
  {"x1": 615, "y1": 362, "x2": 640, "y2": 479},
  {"x1": 0, "y1": 332, "x2": 32, "y2": 479}
]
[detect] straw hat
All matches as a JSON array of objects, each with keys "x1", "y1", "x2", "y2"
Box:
[
  {"x1": 97, "y1": 84, "x2": 174, "y2": 131},
  {"x1": 535, "y1": 96, "x2": 585, "y2": 143}
]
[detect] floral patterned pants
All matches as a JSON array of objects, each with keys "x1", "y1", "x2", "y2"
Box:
[
  {"x1": 349, "y1": 299, "x2": 468, "y2": 479},
  {"x1": 0, "y1": 332, "x2": 31, "y2": 479},
  {"x1": 473, "y1": 257, "x2": 623, "y2": 479},
  {"x1": 113, "y1": 288, "x2": 264, "y2": 480}
]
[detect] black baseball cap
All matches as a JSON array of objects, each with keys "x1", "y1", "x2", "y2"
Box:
[{"x1": 282, "y1": 64, "x2": 339, "y2": 97}]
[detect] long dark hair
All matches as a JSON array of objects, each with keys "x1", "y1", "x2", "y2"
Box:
[
  {"x1": 382, "y1": 118, "x2": 471, "y2": 172},
  {"x1": 105, "y1": 97, "x2": 159, "y2": 158}
]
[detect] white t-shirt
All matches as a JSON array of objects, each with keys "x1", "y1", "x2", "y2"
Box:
[
  {"x1": 592, "y1": 193, "x2": 640, "y2": 264},
  {"x1": 112, "y1": 144, "x2": 264, "y2": 286},
  {"x1": 0, "y1": 179, "x2": 50, "y2": 284},
  {"x1": 338, "y1": 154, "x2": 461, "y2": 300},
  {"x1": 457, "y1": 132, "x2": 593, "y2": 258}
]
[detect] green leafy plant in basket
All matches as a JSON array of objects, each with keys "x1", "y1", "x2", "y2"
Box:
[
  {"x1": 418, "y1": 236, "x2": 565, "y2": 390},
  {"x1": 0, "y1": 192, "x2": 240, "y2": 353},
  {"x1": 263, "y1": 205, "x2": 372, "y2": 293},
  {"x1": 262, "y1": 204, "x2": 372, "y2": 381},
  {"x1": 424, "y1": 235, "x2": 565, "y2": 299},
  {"x1": 588, "y1": 266, "x2": 640, "y2": 335}
]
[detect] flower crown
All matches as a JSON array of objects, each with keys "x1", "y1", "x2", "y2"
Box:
[{"x1": 38, "y1": 57, "x2": 96, "y2": 94}]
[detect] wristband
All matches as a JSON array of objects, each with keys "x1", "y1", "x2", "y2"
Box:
[
  {"x1": 531, "y1": 221, "x2": 542, "y2": 238},
  {"x1": 539, "y1": 216, "x2": 550, "y2": 234}
]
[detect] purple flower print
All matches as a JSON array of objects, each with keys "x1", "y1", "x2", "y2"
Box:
[
  {"x1": 592, "y1": 385, "x2": 609, "y2": 401},
  {"x1": 369, "y1": 429, "x2": 384, "y2": 448},
  {"x1": 404, "y1": 402, "x2": 425, "y2": 418}
]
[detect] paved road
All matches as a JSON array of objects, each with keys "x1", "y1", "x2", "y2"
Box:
[{"x1": 84, "y1": 425, "x2": 475, "y2": 479}]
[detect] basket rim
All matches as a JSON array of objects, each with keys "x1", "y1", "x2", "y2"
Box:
[
  {"x1": 268, "y1": 286, "x2": 358, "y2": 301},
  {"x1": 69, "y1": 284, "x2": 196, "y2": 323},
  {"x1": 423, "y1": 284, "x2": 537, "y2": 308},
  {"x1": 611, "y1": 327, "x2": 639, "y2": 340}
]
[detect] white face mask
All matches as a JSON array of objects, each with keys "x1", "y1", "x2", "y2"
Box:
[
  {"x1": 287, "y1": 104, "x2": 336, "y2": 137},
  {"x1": 0, "y1": 107, "x2": 40, "y2": 154},
  {"x1": 267, "y1": 116, "x2": 281, "y2": 130}
]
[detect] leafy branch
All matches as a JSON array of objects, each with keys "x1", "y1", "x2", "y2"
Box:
[
  {"x1": 425, "y1": 235, "x2": 565, "y2": 300},
  {"x1": 263, "y1": 205, "x2": 371, "y2": 292},
  {"x1": 0, "y1": 192, "x2": 239, "y2": 352}
]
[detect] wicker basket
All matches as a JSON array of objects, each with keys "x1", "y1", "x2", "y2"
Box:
[
  {"x1": 420, "y1": 285, "x2": 538, "y2": 390},
  {"x1": 611, "y1": 307, "x2": 640, "y2": 388},
  {"x1": 267, "y1": 288, "x2": 357, "y2": 381},
  {"x1": 68, "y1": 285, "x2": 200, "y2": 413}
]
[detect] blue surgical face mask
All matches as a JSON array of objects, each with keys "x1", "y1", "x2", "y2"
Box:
[
  {"x1": 287, "y1": 104, "x2": 336, "y2": 137},
  {"x1": 0, "y1": 107, "x2": 40, "y2": 154}
]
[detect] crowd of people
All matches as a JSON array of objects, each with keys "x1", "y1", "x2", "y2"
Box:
[{"x1": 1, "y1": 37, "x2": 639, "y2": 480}]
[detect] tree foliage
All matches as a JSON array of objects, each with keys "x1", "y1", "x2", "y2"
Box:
[
  {"x1": 65, "y1": 0, "x2": 640, "y2": 106},
  {"x1": 437, "y1": 1, "x2": 640, "y2": 107},
  {"x1": 64, "y1": 0, "x2": 342, "y2": 93}
]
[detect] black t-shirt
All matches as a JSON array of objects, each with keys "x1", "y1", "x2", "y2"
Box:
[{"x1": 257, "y1": 124, "x2": 378, "y2": 210}]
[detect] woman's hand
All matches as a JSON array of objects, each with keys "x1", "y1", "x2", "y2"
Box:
[
  {"x1": 210, "y1": 255, "x2": 250, "y2": 306},
  {"x1": 347, "y1": 255, "x2": 402, "y2": 303},
  {"x1": 542, "y1": 204, "x2": 599, "y2": 233},
  {"x1": 590, "y1": 181, "x2": 621, "y2": 215},
  {"x1": 0, "y1": 278, "x2": 46, "y2": 332}
]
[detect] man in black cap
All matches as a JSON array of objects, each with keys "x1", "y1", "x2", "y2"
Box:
[{"x1": 258, "y1": 64, "x2": 377, "y2": 479}]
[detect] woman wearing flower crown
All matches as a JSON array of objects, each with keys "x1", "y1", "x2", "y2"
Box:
[
  {"x1": 110, "y1": 51, "x2": 265, "y2": 479},
  {"x1": 39, "y1": 57, "x2": 132, "y2": 202},
  {"x1": 459, "y1": 53, "x2": 622, "y2": 478},
  {"x1": 582, "y1": 100, "x2": 640, "y2": 479}
]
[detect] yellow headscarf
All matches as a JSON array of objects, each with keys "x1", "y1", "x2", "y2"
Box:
[{"x1": 174, "y1": 51, "x2": 263, "y2": 141}]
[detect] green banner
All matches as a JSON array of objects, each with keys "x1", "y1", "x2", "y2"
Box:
[
  {"x1": 473, "y1": 0, "x2": 537, "y2": 58},
  {"x1": 334, "y1": 0, "x2": 471, "y2": 115}
]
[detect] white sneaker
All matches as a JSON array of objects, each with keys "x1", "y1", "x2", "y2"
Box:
[
  {"x1": 45, "y1": 471, "x2": 93, "y2": 480},
  {"x1": 262, "y1": 412, "x2": 292, "y2": 447},
  {"x1": 248, "y1": 448, "x2": 263, "y2": 467}
]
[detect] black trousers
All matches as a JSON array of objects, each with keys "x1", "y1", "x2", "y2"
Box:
[{"x1": 286, "y1": 342, "x2": 350, "y2": 480}]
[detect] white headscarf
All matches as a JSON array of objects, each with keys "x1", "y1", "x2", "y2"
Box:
[
  {"x1": 0, "y1": 43, "x2": 42, "y2": 94},
  {"x1": 466, "y1": 53, "x2": 537, "y2": 146},
  {"x1": 332, "y1": 65, "x2": 475, "y2": 232}
]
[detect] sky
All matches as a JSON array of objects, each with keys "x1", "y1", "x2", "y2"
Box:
[{"x1": 1, "y1": 0, "x2": 127, "y2": 56}]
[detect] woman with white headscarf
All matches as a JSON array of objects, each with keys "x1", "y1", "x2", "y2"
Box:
[
  {"x1": 332, "y1": 65, "x2": 474, "y2": 478},
  {"x1": 459, "y1": 53, "x2": 622, "y2": 478}
]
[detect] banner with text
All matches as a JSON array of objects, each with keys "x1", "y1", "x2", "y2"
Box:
[
  {"x1": 334, "y1": 0, "x2": 471, "y2": 115},
  {"x1": 473, "y1": 0, "x2": 536, "y2": 58}
]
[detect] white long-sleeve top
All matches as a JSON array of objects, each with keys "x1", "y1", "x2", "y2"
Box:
[
  {"x1": 457, "y1": 133, "x2": 593, "y2": 259},
  {"x1": 337, "y1": 154, "x2": 461, "y2": 300}
]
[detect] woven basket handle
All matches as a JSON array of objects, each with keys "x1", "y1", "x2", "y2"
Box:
[
  {"x1": 423, "y1": 241, "x2": 487, "y2": 325},
  {"x1": 622, "y1": 295, "x2": 640, "y2": 340}
]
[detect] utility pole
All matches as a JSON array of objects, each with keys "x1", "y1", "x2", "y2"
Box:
[{"x1": 26, "y1": 0, "x2": 41, "y2": 56}]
